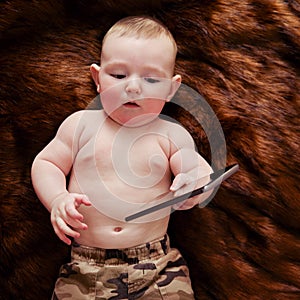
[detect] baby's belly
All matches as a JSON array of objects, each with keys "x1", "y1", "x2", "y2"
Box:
[
  {"x1": 68, "y1": 176, "x2": 172, "y2": 248},
  {"x1": 75, "y1": 205, "x2": 170, "y2": 249}
]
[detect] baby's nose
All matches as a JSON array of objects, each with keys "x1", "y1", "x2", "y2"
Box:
[{"x1": 125, "y1": 78, "x2": 141, "y2": 95}]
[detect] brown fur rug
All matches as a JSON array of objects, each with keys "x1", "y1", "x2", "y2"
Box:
[{"x1": 1, "y1": 0, "x2": 299, "y2": 299}]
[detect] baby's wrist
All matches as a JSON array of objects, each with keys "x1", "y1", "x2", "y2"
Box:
[{"x1": 50, "y1": 191, "x2": 69, "y2": 208}]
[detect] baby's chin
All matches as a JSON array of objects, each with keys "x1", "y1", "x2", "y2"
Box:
[{"x1": 108, "y1": 113, "x2": 160, "y2": 128}]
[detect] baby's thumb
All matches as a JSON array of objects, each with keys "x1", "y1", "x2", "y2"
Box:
[
  {"x1": 73, "y1": 193, "x2": 91, "y2": 206},
  {"x1": 170, "y1": 173, "x2": 190, "y2": 191},
  {"x1": 80, "y1": 194, "x2": 91, "y2": 206}
]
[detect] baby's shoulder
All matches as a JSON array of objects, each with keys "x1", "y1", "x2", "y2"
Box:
[
  {"x1": 157, "y1": 117, "x2": 189, "y2": 135},
  {"x1": 69, "y1": 109, "x2": 104, "y2": 120},
  {"x1": 157, "y1": 118, "x2": 194, "y2": 147},
  {"x1": 63, "y1": 109, "x2": 105, "y2": 128},
  {"x1": 58, "y1": 109, "x2": 105, "y2": 137},
  {"x1": 60, "y1": 110, "x2": 106, "y2": 148}
]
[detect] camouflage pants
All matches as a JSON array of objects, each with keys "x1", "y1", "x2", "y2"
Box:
[{"x1": 52, "y1": 235, "x2": 194, "y2": 299}]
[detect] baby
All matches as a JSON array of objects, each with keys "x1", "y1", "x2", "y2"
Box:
[{"x1": 32, "y1": 16, "x2": 212, "y2": 300}]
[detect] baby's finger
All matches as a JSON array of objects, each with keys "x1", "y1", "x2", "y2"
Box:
[
  {"x1": 55, "y1": 227, "x2": 72, "y2": 245},
  {"x1": 52, "y1": 221, "x2": 72, "y2": 245},
  {"x1": 170, "y1": 173, "x2": 191, "y2": 191},
  {"x1": 65, "y1": 214, "x2": 88, "y2": 231},
  {"x1": 80, "y1": 195, "x2": 92, "y2": 206},
  {"x1": 55, "y1": 216, "x2": 80, "y2": 241},
  {"x1": 173, "y1": 181, "x2": 197, "y2": 197},
  {"x1": 63, "y1": 206, "x2": 88, "y2": 230},
  {"x1": 65, "y1": 201, "x2": 84, "y2": 220},
  {"x1": 173, "y1": 199, "x2": 196, "y2": 210},
  {"x1": 72, "y1": 194, "x2": 92, "y2": 207}
]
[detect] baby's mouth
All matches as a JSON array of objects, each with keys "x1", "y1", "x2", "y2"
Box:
[{"x1": 123, "y1": 101, "x2": 140, "y2": 108}]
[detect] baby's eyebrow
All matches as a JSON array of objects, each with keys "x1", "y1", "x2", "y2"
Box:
[
  {"x1": 103, "y1": 62, "x2": 167, "y2": 77},
  {"x1": 142, "y1": 65, "x2": 167, "y2": 76},
  {"x1": 104, "y1": 62, "x2": 127, "y2": 69}
]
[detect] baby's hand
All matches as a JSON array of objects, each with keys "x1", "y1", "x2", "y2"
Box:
[
  {"x1": 50, "y1": 193, "x2": 91, "y2": 245},
  {"x1": 170, "y1": 173, "x2": 198, "y2": 210},
  {"x1": 170, "y1": 172, "x2": 211, "y2": 210}
]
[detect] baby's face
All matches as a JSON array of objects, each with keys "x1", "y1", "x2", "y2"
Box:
[{"x1": 98, "y1": 35, "x2": 180, "y2": 126}]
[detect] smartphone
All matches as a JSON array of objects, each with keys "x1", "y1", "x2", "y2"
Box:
[{"x1": 125, "y1": 163, "x2": 239, "y2": 222}]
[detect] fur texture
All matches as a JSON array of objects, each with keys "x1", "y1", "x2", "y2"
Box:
[{"x1": 1, "y1": 0, "x2": 299, "y2": 299}]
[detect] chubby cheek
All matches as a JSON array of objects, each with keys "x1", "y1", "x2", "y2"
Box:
[
  {"x1": 143, "y1": 99, "x2": 166, "y2": 114},
  {"x1": 100, "y1": 81, "x2": 124, "y2": 115}
]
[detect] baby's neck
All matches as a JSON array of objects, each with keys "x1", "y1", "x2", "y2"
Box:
[{"x1": 104, "y1": 111, "x2": 161, "y2": 129}]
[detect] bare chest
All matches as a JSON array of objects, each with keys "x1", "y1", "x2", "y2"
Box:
[
  {"x1": 98, "y1": 126, "x2": 169, "y2": 185},
  {"x1": 75, "y1": 119, "x2": 171, "y2": 187}
]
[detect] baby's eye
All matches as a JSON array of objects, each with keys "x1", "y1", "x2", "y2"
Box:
[
  {"x1": 110, "y1": 74, "x2": 126, "y2": 79},
  {"x1": 144, "y1": 77, "x2": 160, "y2": 84}
]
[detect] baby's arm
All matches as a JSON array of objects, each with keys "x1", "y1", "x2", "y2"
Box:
[
  {"x1": 31, "y1": 111, "x2": 91, "y2": 245},
  {"x1": 168, "y1": 124, "x2": 212, "y2": 209}
]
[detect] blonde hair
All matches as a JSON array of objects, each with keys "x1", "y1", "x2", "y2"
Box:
[{"x1": 102, "y1": 16, "x2": 177, "y2": 54}]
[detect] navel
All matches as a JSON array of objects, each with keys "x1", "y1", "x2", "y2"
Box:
[{"x1": 113, "y1": 226, "x2": 123, "y2": 232}]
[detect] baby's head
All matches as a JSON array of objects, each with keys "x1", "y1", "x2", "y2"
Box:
[{"x1": 91, "y1": 16, "x2": 181, "y2": 126}]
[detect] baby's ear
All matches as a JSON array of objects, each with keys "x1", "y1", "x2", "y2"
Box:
[
  {"x1": 166, "y1": 75, "x2": 181, "y2": 101},
  {"x1": 90, "y1": 64, "x2": 101, "y2": 93}
]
